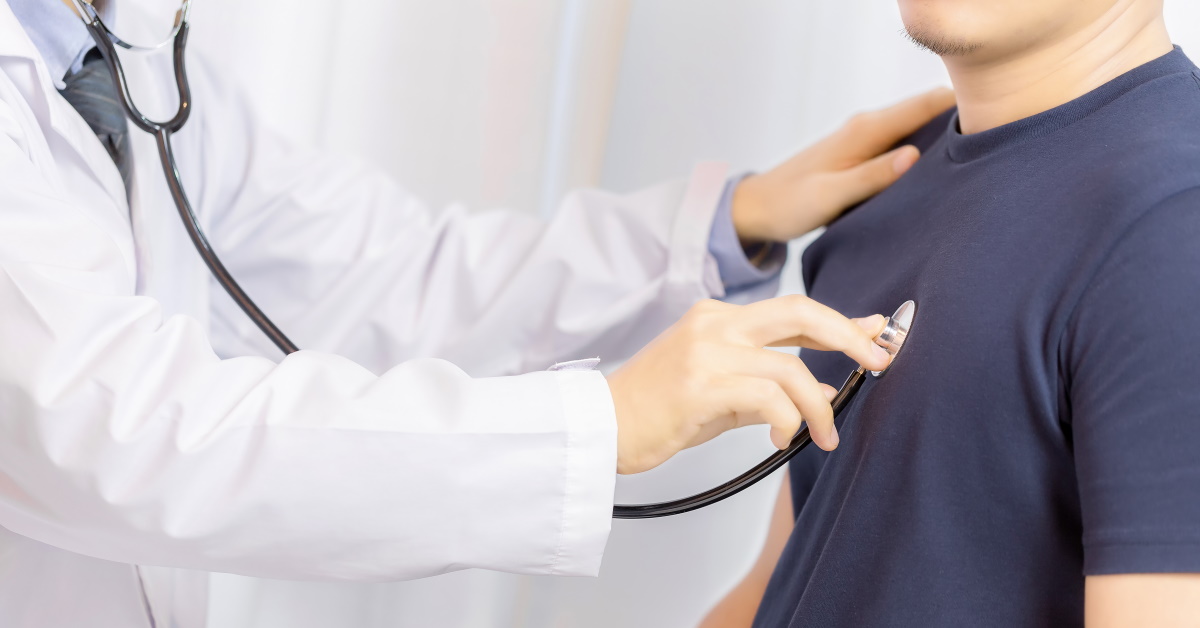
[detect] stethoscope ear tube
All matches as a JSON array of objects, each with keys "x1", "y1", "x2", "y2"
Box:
[{"x1": 611, "y1": 367, "x2": 867, "y2": 519}]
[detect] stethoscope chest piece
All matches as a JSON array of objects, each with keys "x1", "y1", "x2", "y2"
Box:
[
  {"x1": 871, "y1": 300, "x2": 916, "y2": 377},
  {"x1": 612, "y1": 299, "x2": 918, "y2": 519}
]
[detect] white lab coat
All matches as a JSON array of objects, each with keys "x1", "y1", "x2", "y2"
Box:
[{"x1": 0, "y1": 3, "x2": 730, "y2": 627}]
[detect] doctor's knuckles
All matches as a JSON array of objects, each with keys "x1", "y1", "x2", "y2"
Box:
[{"x1": 606, "y1": 296, "x2": 891, "y2": 475}]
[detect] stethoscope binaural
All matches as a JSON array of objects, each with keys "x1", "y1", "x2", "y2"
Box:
[{"x1": 72, "y1": 0, "x2": 917, "y2": 521}]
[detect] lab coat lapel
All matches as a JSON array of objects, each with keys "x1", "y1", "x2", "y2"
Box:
[{"x1": 0, "y1": 2, "x2": 131, "y2": 220}]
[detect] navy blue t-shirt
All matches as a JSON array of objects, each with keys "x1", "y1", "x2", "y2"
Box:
[{"x1": 752, "y1": 48, "x2": 1200, "y2": 628}]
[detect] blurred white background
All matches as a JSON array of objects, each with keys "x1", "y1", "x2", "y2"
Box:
[{"x1": 187, "y1": 1, "x2": 1200, "y2": 627}]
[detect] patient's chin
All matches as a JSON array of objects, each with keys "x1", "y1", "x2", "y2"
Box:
[{"x1": 902, "y1": 24, "x2": 983, "y2": 57}]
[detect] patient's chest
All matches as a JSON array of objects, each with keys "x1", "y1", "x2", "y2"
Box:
[
  {"x1": 802, "y1": 168, "x2": 1085, "y2": 414},
  {"x1": 787, "y1": 154, "x2": 1116, "y2": 525},
  {"x1": 757, "y1": 59, "x2": 1200, "y2": 628}
]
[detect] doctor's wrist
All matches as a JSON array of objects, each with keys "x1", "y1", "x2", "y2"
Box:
[{"x1": 730, "y1": 174, "x2": 779, "y2": 245}]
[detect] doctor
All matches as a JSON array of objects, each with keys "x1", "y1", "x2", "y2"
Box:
[{"x1": 0, "y1": 0, "x2": 953, "y2": 626}]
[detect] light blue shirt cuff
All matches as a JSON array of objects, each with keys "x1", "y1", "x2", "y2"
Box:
[{"x1": 707, "y1": 175, "x2": 786, "y2": 296}]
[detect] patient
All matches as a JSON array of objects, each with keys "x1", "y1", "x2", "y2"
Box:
[{"x1": 701, "y1": 1, "x2": 1200, "y2": 626}]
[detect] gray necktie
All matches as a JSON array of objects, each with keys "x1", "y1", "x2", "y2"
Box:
[{"x1": 59, "y1": 48, "x2": 132, "y2": 194}]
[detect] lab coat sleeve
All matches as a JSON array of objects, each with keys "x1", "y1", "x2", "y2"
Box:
[
  {"x1": 182, "y1": 57, "x2": 729, "y2": 376},
  {"x1": 0, "y1": 128, "x2": 617, "y2": 579}
]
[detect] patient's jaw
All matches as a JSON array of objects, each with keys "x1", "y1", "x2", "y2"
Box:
[
  {"x1": 899, "y1": 0, "x2": 1124, "y2": 63},
  {"x1": 897, "y1": 0, "x2": 1172, "y2": 133}
]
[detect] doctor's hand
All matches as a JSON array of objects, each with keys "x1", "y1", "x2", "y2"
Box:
[
  {"x1": 606, "y1": 296, "x2": 890, "y2": 475},
  {"x1": 731, "y1": 87, "x2": 955, "y2": 245}
]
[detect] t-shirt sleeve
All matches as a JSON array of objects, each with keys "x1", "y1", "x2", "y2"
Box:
[{"x1": 1065, "y1": 187, "x2": 1200, "y2": 576}]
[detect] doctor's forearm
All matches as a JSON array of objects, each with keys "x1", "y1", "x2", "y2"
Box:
[
  {"x1": 196, "y1": 70, "x2": 732, "y2": 372},
  {"x1": 0, "y1": 124, "x2": 619, "y2": 579},
  {"x1": 189, "y1": 56, "x2": 730, "y2": 372}
]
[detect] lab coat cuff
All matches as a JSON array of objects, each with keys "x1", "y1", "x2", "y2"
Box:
[
  {"x1": 669, "y1": 162, "x2": 730, "y2": 298},
  {"x1": 707, "y1": 173, "x2": 787, "y2": 297},
  {"x1": 550, "y1": 369, "x2": 618, "y2": 576}
]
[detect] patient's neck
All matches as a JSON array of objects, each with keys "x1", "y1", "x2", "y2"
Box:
[{"x1": 946, "y1": 8, "x2": 1172, "y2": 134}]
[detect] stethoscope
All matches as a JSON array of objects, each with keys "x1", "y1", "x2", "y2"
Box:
[
  {"x1": 72, "y1": 0, "x2": 918, "y2": 521},
  {"x1": 614, "y1": 300, "x2": 914, "y2": 519},
  {"x1": 73, "y1": 0, "x2": 300, "y2": 354}
]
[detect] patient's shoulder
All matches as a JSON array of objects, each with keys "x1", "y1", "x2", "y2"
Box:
[
  {"x1": 1073, "y1": 69, "x2": 1200, "y2": 211},
  {"x1": 1098, "y1": 67, "x2": 1200, "y2": 165}
]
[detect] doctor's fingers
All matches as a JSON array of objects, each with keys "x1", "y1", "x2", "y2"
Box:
[
  {"x1": 825, "y1": 87, "x2": 956, "y2": 160},
  {"x1": 724, "y1": 347, "x2": 842, "y2": 451},
  {"x1": 820, "y1": 145, "x2": 921, "y2": 210},
  {"x1": 709, "y1": 377, "x2": 805, "y2": 452},
  {"x1": 773, "y1": 313, "x2": 890, "y2": 350},
  {"x1": 736, "y1": 296, "x2": 891, "y2": 372}
]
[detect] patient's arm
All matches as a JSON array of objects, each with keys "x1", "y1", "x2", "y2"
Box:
[
  {"x1": 1086, "y1": 574, "x2": 1200, "y2": 627},
  {"x1": 698, "y1": 475, "x2": 795, "y2": 628}
]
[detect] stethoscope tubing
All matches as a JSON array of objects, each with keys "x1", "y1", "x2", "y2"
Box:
[
  {"x1": 81, "y1": 8, "x2": 870, "y2": 521},
  {"x1": 611, "y1": 367, "x2": 867, "y2": 519},
  {"x1": 82, "y1": 16, "x2": 301, "y2": 356}
]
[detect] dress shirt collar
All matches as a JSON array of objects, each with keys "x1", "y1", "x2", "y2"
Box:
[{"x1": 7, "y1": 0, "x2": 113, "y2": 88}]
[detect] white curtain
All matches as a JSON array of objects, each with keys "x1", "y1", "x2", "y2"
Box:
[
  {"x1": 192, "y1": 1, "x2": 1200, "y2": 627},
  {"x1": 189, "y1": 0, "x2": 630, "y2": 218}
]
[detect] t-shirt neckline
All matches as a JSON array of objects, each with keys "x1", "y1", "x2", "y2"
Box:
[{"x1": 945, "y1": 46, "x2": 1193, "y2": 163}]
